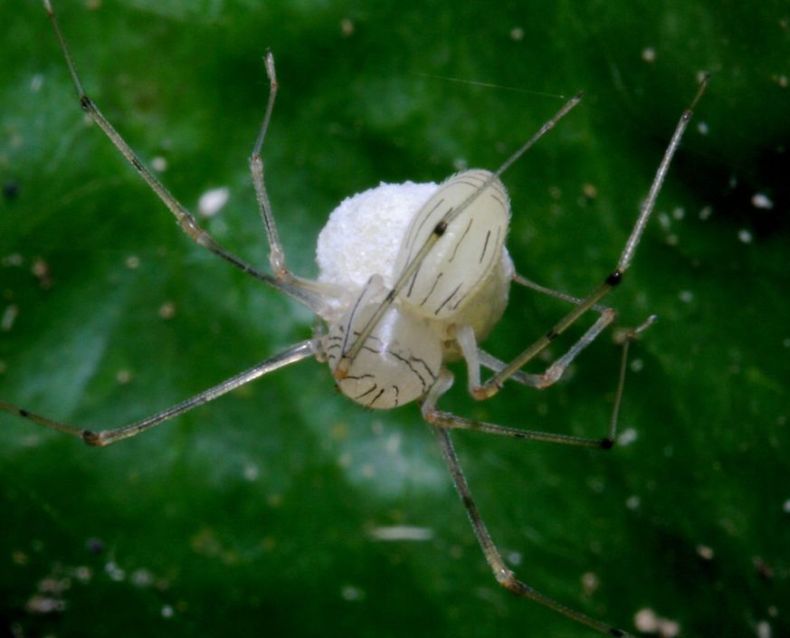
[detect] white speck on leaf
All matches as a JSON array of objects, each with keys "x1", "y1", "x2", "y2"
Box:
[{"x1": 198, "y1": 186, "x2": 230, "y2": 217}]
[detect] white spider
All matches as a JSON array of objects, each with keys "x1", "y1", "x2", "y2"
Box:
[{"x1": 0, "y1": 2, "x2": 708, "y2": 635}]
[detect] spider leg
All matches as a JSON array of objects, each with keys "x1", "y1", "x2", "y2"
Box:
[
  {"x1": 512, "y1": 272, "x2": 611, "y2": 311},
  {"x1": 423, "y1": 369, "x2": 610, "y2": 448},
  {"x1": 459, "y1": 306, "x2": 616, "y2": 393},
  {"x1": 247, "y1": 52, "x2": 339, "y2": 312},
  {"x1": 477, "y1": 350, "x2": 537, "y2": 386},
  {"x1": 474, "y1": 274, "x2": 654, "y2": 438},
  {"x1": 43, "y1": 1, "x2": 325, "y2": 313},
  {"x1": 430, "y1": 425, "x2": 632, "y2": 636},
  {"x1": 0, "y1": 340, "x2": 316, "y2": 447},
  {"x1": 427, "y1": 312, "x2": 652, "y2": 449},
  {"x1": 473, "y1": 74, "x2": 709, "y2": 400},
  {"x1": 333, "y1": 92, "x2": 584, "y2": 378},
  {"x1": 477, "y1": 272, "x2": 617, "y2": 389},
  {"x1": 249, "y1": 51, "x2": 286, "y2": 278}
]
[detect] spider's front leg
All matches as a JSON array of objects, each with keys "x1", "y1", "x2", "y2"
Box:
[
  {"x1": 43, "y1": 1, "x2": 328, "y2": 314},
  {"x1": 246, "y1": 50, "x2": 347, "y2": 314},
  {"x1": 472, "y1": 73, "x2": 709, "y2": 400},
  {"x1": 248, "y1": 51, "x2": 287, "y2": 279}
]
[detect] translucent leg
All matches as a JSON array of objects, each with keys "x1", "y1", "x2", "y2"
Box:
[
  {"x1": 512, "y1": 272, "x2": 608, "y2": 311},
  {"x1": 473, "y1": 75, "x2": 709, "y2": 399},
  {"x1": 423, "y1": 369, "x2": 612, "y2": 449},
  {"x1": 427, "y1": 313, "x2": 653, "y2": 449},
  {"x1": 458, "y1": 307, "x2": 616, "y2": 393},
  {"x1": 431, "y1": 425, "x2": 632, "y2": 636},
  {"x1": 0, "y1": 340, "x2": 316, "y2": 447},
  {"x1": 43, "y1": 1, "x2": 325, "y2": 313},
  {"x1": 333, "y1": 92, "x2": 584, "y2": 378},
  {"x1": 249, "y1": 51, "x2": 287, "y2": 278},
  {"x1": 247, "y1": 51, "x2": 344, "y2": 313}
]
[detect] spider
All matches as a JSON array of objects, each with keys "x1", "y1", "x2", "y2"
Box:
[{"x1": 1, "y1": 2, "x2": 708, "y2": 635}]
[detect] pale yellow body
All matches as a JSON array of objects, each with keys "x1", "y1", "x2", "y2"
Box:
[{"x1": 317, "y1": 170, "x2": 512, "y2": 409}]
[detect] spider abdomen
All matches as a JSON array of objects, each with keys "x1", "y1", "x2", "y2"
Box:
[
  {"x1": 325, "y1": 302, "x2": 442, "y2": 409},
  {"x1": 394, "y1": 169, "x2": 511, "y2": 324}
]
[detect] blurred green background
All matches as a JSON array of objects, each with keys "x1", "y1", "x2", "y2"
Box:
[{"x1": 1, "y1": 1, "x2": 788, "y2": 637}]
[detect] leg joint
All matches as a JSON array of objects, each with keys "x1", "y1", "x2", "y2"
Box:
[
  {"x1": 82, "y1": 430, "x2": 105, "y2": 447},
  {"x1": 421, "y1": 404, "x2": 440, "y2": 424},
  {"x1": 79, "y1": 94, "x2": 93, "y2": 112},
  {"x1": 605, "y1": 269, "x2": 623, "y2": 287},
  {"x1": 495, "y1": 569, "x2": 526, "y2": 595},
  {"x1": 472, "y1": 381, "x2": 500, "y2": 401}
]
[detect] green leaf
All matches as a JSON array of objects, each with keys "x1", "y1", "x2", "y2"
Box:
[{"x1": 1, "y1": 1, "x2": 788, "y2": 637}]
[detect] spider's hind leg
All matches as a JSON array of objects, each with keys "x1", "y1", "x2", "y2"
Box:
[{"x1": 429, "y1": 424, "x2": 633, "y2": 636}]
